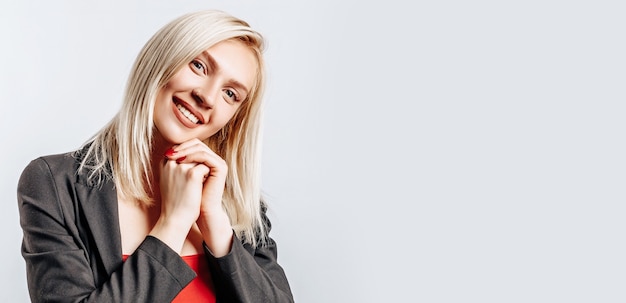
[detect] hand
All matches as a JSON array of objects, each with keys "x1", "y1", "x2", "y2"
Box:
[
  {"x1": 149, "y1": 142, "x2": 209, "y2": 253},
  {"x1": 158, "y1": 153, "x2": 209, "y2": 226},
  {"x1": 167, "y1": 138, "x2": 234, "y2": 256},
  {"x1": 166, "y1": 138, "x2": 228, "y2": 213}
]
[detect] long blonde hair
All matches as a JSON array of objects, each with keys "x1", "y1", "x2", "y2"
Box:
[{"x1": 78, "y1": 10, "x2": 268, "y2": 247}]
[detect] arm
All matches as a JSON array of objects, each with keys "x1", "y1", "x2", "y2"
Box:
[
  {"x1": 204, "y1": 214, "x2": 294, "y2": 303},
  {"x1": 18, "y1": 157, "x2": 196, "y2": 303},
  {"x1": 166, "y1": 140, "x2": 294, "y2": 302}
]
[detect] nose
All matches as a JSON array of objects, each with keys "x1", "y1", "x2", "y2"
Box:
[{"x1": 192, "y1": 88, "x2": 216, "y2": 109}]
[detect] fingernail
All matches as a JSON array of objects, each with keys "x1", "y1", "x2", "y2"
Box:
[
  {"x1": 176, "y1": 156, "x2": 186, "y2": 163},
  {"x1": 165, "y1": 148, "x2": 176, "y2": 157}
]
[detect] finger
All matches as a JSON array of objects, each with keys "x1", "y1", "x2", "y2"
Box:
[
  {"x1": 178, "y1": 151, "x2": 227, "y2": 176},
  {"x1": 162, "y1": 160, "x2": 209, "y2": 183},
  {"x1": 171, "y1": 143, "x2": 223, "y2": 166},
  {"x1": 164, "y1": 138, "x2": 204, "y2": 159},
  {"x1": 169, "y1": 138, "x2": 204, "y2": 154},
  {"x1": 187, "y1": 163, "x2": 211, "y2": 182},
  {"x1": 177, "y1": 140, "x2": 215, "y2": 155},
  {"x1": 166, "y1": 139, "x2": 215, "y2": 161}
]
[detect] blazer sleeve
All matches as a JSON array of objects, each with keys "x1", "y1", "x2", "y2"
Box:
[
  {"x1": 204, "y1": 213, "x2": 294, "y2": 303},
  {"x1": 18, "y1": 157, "x2": 196, "y2": 303}
]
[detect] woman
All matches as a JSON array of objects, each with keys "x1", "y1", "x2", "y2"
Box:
[{"x1": 17, "y1": 10, "x2": 293, "y2": 303}]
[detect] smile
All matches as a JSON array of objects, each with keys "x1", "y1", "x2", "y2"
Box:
[{"x1": 176, "y1": 103, "x2": 200, "y2": 124}]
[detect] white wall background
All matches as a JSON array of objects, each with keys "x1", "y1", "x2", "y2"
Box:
[{"x1": 1, "y1": 0, "x2": 625, "y2": 302}]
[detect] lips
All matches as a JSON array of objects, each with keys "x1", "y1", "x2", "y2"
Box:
[
  {"x1": 176, "y1": 103, "x2": 200, "y2": 124},
  {"x1": 172, "y1": 97, "x2": 205, "y2": 126}
]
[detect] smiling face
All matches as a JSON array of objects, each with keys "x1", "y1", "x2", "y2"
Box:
[{"x1": 153, "y1": 39, "x2": 258, "y2": 144}]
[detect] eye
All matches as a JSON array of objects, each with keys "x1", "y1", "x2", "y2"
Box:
[
  {"x1": 190, "y1": 60, "x2": 205, "y2": 73},
  {"x1": 224, "y1": 89, "x2": 240, "y2": 102}
]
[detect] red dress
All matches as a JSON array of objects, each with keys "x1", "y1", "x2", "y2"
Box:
[{"x1": 123, "y1": 254, "x2": 216, "y2": 302}]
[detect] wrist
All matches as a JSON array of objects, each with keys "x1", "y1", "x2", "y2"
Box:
[
  {"x1": 203, "y1": 228, "x2": 234, "y2": 258},
  {"x1": 149, "y1": 217, "x2": 193, "y2": 254},
  {"x1": 197, "y1": 211, "x2": 233, "y2": 257}
]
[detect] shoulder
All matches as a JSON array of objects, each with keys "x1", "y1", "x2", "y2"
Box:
[
  {"x1": 18, "y1": 149, "x2": 95, "y2": 194},
  {"x1": 17, "y1": 152, "x2": 83, "y2": 222},
  {"x1": 20, "y1": 151, "x2": 79, "y2": 181},
  {"x1": 36, "y1": 152, "x2": 79, "y2": 170}
]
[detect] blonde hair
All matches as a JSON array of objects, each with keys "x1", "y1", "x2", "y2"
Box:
[{"x1": 78, "y1": 10, "x2": 268, "y2": 246}]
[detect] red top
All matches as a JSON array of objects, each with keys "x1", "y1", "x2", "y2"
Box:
[{"x1": 122, "y1": 254, "x2": 216, "y2": 302}]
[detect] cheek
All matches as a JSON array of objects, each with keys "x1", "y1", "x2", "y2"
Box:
[
  {"x1": 218, "y1": 102, "x2": 241, "y2": 121},
  {"x1": 206, "y1": 110, "x2": 238, "y2": 138},
  {"x1": 153, "y1": 95, "x2": 169, "y2": 121},
  {"x1": 198, "y1": 105, "x2": 243, "y2": 140},
  {"x1": 224, "y1": 107, "x2": 243, "y2": 126}
]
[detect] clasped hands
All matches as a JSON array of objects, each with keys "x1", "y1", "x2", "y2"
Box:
[{"x1": 151, "y1": 138, "x2": 234, "y2": 257}]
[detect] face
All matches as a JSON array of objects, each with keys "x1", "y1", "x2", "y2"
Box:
[{"x1": 153, "y1": 39, "x2": 258, "y2": 144}]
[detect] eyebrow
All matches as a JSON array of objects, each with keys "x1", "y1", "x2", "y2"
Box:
[
  {"x1": 200, "y1": 50, "x2": 251, "y2": 96},
  {"x1": 200, "y1": 50, "x2": 219, "y2": 72}
]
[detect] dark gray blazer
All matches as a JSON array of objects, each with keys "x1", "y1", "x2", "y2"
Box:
[{"x1": 18, "y1": 152, "x2": 293, "y2": 303}]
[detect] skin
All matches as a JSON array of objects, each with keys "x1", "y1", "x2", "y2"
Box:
[{"x1": 118, "y1": 39, "x2": 258, "y2": 258}]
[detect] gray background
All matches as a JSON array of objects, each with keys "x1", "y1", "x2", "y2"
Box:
[{"x1": 1, "y1": 0, "x2": 625, "y2": 302}]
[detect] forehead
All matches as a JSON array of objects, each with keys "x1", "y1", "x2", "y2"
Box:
[{"x1": 200, "y1": 39, "x2": 259, "y2": 93}]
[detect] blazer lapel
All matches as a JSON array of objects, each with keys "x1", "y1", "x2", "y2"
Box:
[{"x1": 75, "y1": 179, "x2": 122, "y2": 277}]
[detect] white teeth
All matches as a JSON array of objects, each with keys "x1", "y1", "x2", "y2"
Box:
[{"x1": 176, "y1": 103, "x2": 200, "y2": 124}]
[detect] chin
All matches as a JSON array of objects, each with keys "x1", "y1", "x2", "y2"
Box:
[{"x1": 153, "y1": 127, "x2": 186, "y2": 145}]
